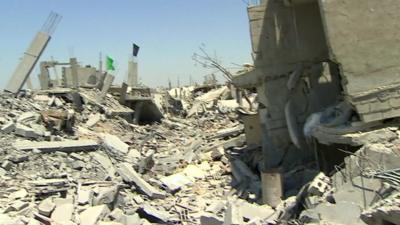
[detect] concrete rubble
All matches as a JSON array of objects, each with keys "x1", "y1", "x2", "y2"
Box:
[
  {"x1": 0, "y1": 83, "x2": 270, "y2": 225},
  {"x1": 2, "y1": 2, "x2": 400, "y2": 225}
]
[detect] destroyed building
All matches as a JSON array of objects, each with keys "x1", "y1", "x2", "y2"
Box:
[
  {"x1": 232, "y1": 0, "x2": 400, "y2": 224},
  {"x1": 0, "y1": 2, "x2": 400, "y2": 225}
]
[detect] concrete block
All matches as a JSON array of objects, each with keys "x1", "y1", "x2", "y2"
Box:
[
  {"x1": 0, "y1": 214, "x2": 25, "y2": 225},
  {"x1": 361, "y1": 112, "x2": 383, "y2": 122},
  {"x1": 97, "y1": 74, "x2": 115, "y2": 102},
  {"x1": 160, "y1": 173, "x2": 193, "y2": 192},
  {"x1": 307, "y1": 172, "x2": 330, "y2": 197},
  {"x1": 389, "y1": 97, "x2": 400, "y2": 108},
  {"x1": 38, "y1": 198, "x2": 55, "y2": 217},
  {"x1": 11, "y1": 200, "x2": 29, "y2": 211},
  {"x1": 183, "y1": 164, "x2": 206, "y2": 179},
  {"x1": 308, "y1": 202, "x2": 364, "y2": 225},
  {"x1": 261, "y1": 169, "x2": 283, "y2": 207},
  {"x1": 370, "y1": 101, "x2": 390, "y2": 113},
  {"x1": 224, "y1": 201, "x2": 242, "y2": 225},
  {"x1": 382, "y1": 109, "x2": 400, "y2": 120},
  {"x1": 15, "y1": 124, "x2": 40, "y2": 139},
  {"x1": 117, "y1": 163, "x2": 165, "y2": 199},
  {"x1": 355, "y1": 103, "x2": 370, "y2": 114},
  {"x1": 79, "y1": 205, "x2": 110, "y2": 225},
  {"x1": 78, "y1": 189, "x2": 93, "y2": 205},
  {"x1": 103, "y1": 134, "x2": 129, "y2": 155},
  {"x1": 91, "y1": 152, "x2": 117, "y2": 178},
  {"x1": 93, "y1": 186, "x2": 118, "y2": 205},
  {"x1": 108, "y1": 208, "x2": 125, "y2": 222},
  {"x1": 86, "y1": 113, "x2": 101, "y2": 127},
  {"x1": 9, "y1": 154, "x2": 29, "y2": 163},
  {"x1": 9, "y1": 189, "x2": 28, "y2": 200},
  {"x1": 1, "y1": 121, "x2": 15, "y2": 133},
  {"x1": 124, "y1": 214, "x2": 141, "y2": 225},
  {"x1": 70, "y1": 160, "x2": 85, "y2": 170},
  {"x1": 54, "y1": 97, "x2": 64, "y2": 107},
  {"x1": 1, "y1": 160, "x2": 12, "y2": 171},
  {"x1": 51, "y1": 203, "x2": 74, "y2": 224},
  {"x1": 235, "y1": 199, "x2": 274, "y2": 221}
]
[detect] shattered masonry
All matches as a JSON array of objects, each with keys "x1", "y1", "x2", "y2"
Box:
[{"x1": 1, "y1": 1, "x2": 400, "y2": 225}]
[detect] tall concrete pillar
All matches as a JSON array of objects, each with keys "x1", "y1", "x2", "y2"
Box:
[
  {"x1": 70, "y1": 58, "x2": 79, "y2": 89},
  {"x1": 127, "y1": 59, "x2": 138, "y2": 87},
  {"x1": 5, "y1": 32, "x2": 51, "y2": 93},
  {"x1": 5, "y1": 12, "x2": 61, "y2": 94}
]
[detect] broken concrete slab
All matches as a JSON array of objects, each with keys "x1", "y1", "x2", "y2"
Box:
[
  {"x1": 16, "y1": 112, "x2": 41, "y2": 125},
  {"x1": 50, "y1": 202, "x2": 74, "y2": 224},
  {"x1": 160, "y1": 172, "x2": 194, "y2": 192},
  {"x1": 9, "y1": 189, "x2": 28, "y2": 200},
  {"x1": 235, "y1": 199, "x2": 275, "y2": 222},
  {"x1": 38, "y1": 198, "x2": 55, "y2": 217},
  {"x1": 301, "y1": 201, "x2": 365, "y2": 225},
  {"x1": 124, "y1": 214, "x2": 142, "y2": 225},
  {"x1": 26, "y1": 218, "x2": 41, "y2": 225},
  {"x1": 9, "y1": 154, "x2": 29, "y2": 164},
  {"x1": 13, "y1": 139, "x2": 99, "y2": 152},
  {"x1": 79, "y1": 204, "x2": 110, "y2": 225},
  {"x1": 78, "y1": 189, "x2": 94, "y2": 205},
  {"x1": 108, "y1": 208, "x2": 125, "y2": 222},
  {"x1": 91, "y1": 152, "x2": 117, "y2": 177},
  {"x1": 86, "y1": 113, "x2": 101, "y2": 127},
  {"x1": 15, "y1": 124, "x2": 41, "y2": 139},
  {"x1": 117, "y1": 163, "x2": 165, "y2": 199},
  {"x1": 183, "y1": 164, "x2": 206, "y2": 179},
  {"x1": 1, "y1": 121, "x2": 15, "y2": 133},
  {"x1": 93, "y1": 186, "x2": 119, "y2": 205},
  {"x1": 103, "y1": 134, "x2": 129, "y2": 155},
  {"x1": 7, "y1": 200, "x2": 29, "y2": 212},
  {"x1": 1, "y1": 160, "x2": 12, "y2": 171},
  {"x1": 137, "y1": 204, "x2": 179, "y2": 224},
  {"x1": 211, "y1": 125, "x2": 244, "y2": 139},
  {"x1": 361, "y1": 192, "x2": 400, "y2": 225},
  {"x1": 0, "y1": 214, "x2": 25, "y2": 225}
]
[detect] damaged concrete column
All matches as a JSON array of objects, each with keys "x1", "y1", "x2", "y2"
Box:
[
  {"x1": 127, "y1": 59, "x2": 138, "y2": 87},
  {"x1": 261, "y1": 169, "x2": 283, "y2": 208},
  {"x1": 97, "y1": 73, "x2": 114, "y2": 102},
  {"x1": 5, "y1": 32, "x2": 51, "y2": 94},
  {"x1": 70, "y1": 58, "x2": 79, "y2": 89}
]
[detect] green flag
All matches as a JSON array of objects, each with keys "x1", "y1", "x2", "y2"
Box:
[{"x1": 106, "y1": 56, "x2": 115, "y2": 71}]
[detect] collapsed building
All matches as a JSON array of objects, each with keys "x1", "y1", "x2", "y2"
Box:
[
  {"x1": 1, "y1": 2, "x2": 400, "y2": 225},
  {"x1": 233, "y1": 0, "x2": 400, "y2": 224}
]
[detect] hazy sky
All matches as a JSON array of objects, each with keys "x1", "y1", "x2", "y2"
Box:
[{"x1": 0, "y1": 0, "x2": 253, "y2": 88}]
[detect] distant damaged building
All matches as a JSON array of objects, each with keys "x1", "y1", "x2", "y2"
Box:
[{"x1": 233, "y1": 0, "x2": 400, "y2": 204}]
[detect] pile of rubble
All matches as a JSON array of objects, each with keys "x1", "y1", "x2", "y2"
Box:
[
  {"x1": 272, "y1": 127, "x2": 400, "y2": 225},
  {"x1": 0, "y1": 86, "x2": 269, "y2": 225}
]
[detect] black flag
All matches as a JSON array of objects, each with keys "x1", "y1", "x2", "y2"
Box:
[{"x1": 133, "y1": 43, "x2": 140, "y2": 57}]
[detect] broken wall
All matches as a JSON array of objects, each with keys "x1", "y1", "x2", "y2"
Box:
[
  {"x1": 249, "y1": 0, "x2": 328, "y2": 76},
  {"x1": 244, "y1": 0, "x2": 342, "y2": 171},
  {"x1": 63, "y1": 66, "x2": 103, "y2": 88},
  {"x1": 319, "y1": 0, "x2": 400, "y2": 122}
]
